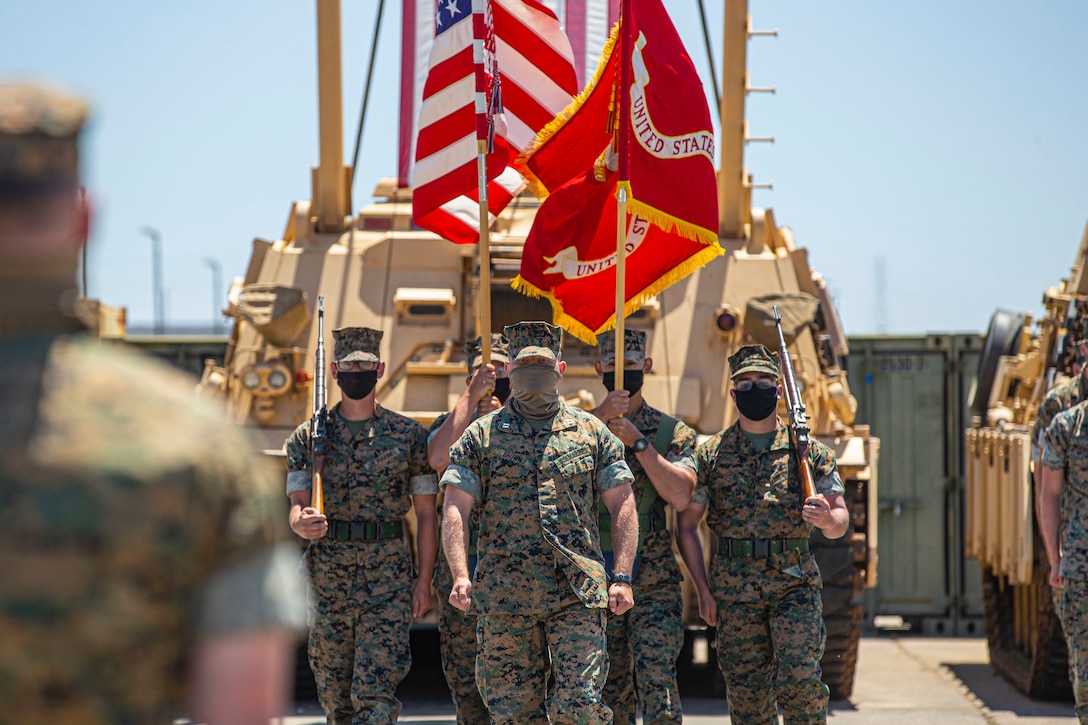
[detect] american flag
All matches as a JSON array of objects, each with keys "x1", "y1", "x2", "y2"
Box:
[{"x1": 408, "y1": 0, "x2": 584, "y2": 244}]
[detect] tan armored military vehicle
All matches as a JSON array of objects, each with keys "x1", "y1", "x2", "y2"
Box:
[
  {"x1": 200, "y1": 0, "x2": 878, "y2": 699},
  {"x1": 965, "y1": 221, "x2": 1088, "y2": 699}
]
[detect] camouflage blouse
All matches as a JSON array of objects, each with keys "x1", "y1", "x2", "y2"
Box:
[
  {"x1": 442, "y1": 402, "x2": 633, "y2": 615},
  {"x1": 693, "y1": 420, "x2": 843, "y2": 602},
  {"x1": 1042, "y1": 399, "x2": 1088, "y2": 580},
  {"x1": 602, "y1": 400, "x2": 696, "y2": 588},
  {"x1": 1033, "y1": 373, "x2": 1088, "y2": 459},
  {"x1": 285, "y1": 403, "x2": 437, "y2": 598},
  {"x1": 0, "y1": 331, "x2": 304, "y2": 723}
]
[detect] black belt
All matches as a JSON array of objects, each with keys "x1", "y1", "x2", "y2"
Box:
[
  {"x1": 328, "y1": 519, "x2": 404, "y2": 542},
  {"x1": 718, "y1": 537, "x2": 809, "y2": 558}
]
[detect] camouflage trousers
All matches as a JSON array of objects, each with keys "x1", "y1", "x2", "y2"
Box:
[
  {"x1": 1061, "y1": 577, "x2": 1088, "y2": 723},
  {"x1": 308, "y1": 585, "x2": 412, "y2": 725},
  {"x1": 439, "y1": 598, "x2": 489, "y2": 724},
  {"x1": 603, "y1": 582, "x2": 684, "y2": 724},
  {"x1": 477, "y1": 599, "x2": 612, "y2": 724},
  {"x1": 715, "y1": 584, "x2": 828, "y2": 725}
]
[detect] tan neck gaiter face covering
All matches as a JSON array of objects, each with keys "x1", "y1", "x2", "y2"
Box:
[{"x1": 508, "y1": 364, "x2": 561, "y2": 420}]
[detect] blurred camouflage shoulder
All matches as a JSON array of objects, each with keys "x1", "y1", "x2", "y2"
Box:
[
  {"x1": 0, "y1": 333, "x2": 294, "y2": 720},
  {"x1": 31, "y1": 335, "x2": 288, "y2": 543}
]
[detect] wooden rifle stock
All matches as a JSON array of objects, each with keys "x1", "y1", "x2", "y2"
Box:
[
  {"x1": 311, "y1": 460, "x2": 325, "y2": 515},
  {"x1": 772, "y1": 305, "x2": 819, "y2": 508},
  {"x1": 794, "y1": 438, "x2": 818, "y2": 503}
]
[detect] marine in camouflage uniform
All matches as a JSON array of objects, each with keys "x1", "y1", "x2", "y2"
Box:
[
  {"x1": 1032, "y1": 335, "x2": 1088, "y2": 626},
  {"x1": 1033, "y1": 371, "x2": 1088, "y2": 462},
  {"x1": 428, "y1": 333, "x2": 511, "y2": 725},
  {"x1": 677, "y1": 344, "x2": 849, "y2": 725},
  {"x1": 0, "y1": 81, "x2": 306, "y2": 725},
  {"x1": 286, "y1": 326, "x2": 438, "y2": 725},
  {"x1": 1031, "y1": 325, "x2": 1088, "y2": 474},
  {"x1": 592, "y1": 329, "x2": 696, "y2": 725},
  {"x1": 1040, "y1": 398, "x2": 1088, "y2": 723},
  {"x1": 441, "y1": 321, "x2": 638, "y2": 724}
]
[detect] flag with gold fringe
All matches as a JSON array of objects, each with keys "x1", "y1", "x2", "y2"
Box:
[{"x1": 511, "y1": 0, "x2": 720, "y2": 343}]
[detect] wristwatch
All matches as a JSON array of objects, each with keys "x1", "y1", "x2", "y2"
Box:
[
  {"x1": 632, "y1": 436, "x2": 650, "y2": 453},
  {"x1": 610, "y1": 572, "x2": 633, "y2": 586}
]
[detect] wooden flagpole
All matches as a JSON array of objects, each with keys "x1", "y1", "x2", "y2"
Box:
[{"x1": 614, "y1": 0, "x2": 635, "y2": 390}]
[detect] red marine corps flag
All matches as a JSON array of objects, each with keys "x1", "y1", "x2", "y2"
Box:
[{"x1": 513, "y1": 0, "x2": 720, "y2": 343}]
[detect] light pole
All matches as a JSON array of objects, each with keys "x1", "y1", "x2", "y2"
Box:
[
  {"x1": 141, "y1": 226, "x2": 164, "y2": 334},
  {"x1": 204, "y1": 257, "x2": 223, "y2": 334}
]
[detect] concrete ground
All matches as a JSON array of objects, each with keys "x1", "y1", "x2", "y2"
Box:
[{"x1": 187, "y1": 634, "x2": 1080, "y2": 724}]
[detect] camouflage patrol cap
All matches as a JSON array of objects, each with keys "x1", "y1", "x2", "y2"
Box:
[
  {"x1": 333, "y1": 326, "x2": 382, "y2": 363},
  {"x1": 503, "y1": 321, "x2": 562, "y2": 361},
  {"x1": 596, "y1": 328, "x2": 647, "y2": 366},
  {"x1": 0, "y1": 81, "x2": 88, "y2": 189},
  {"x1": 728, "y1": 343, "x2": 780, "y2": 380},
  {"x1": 464, "y1": 333, "x2": 511, "y2": 370}
]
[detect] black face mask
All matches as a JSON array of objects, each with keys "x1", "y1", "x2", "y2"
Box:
[
  {"x1": 602, "y1": 370, "x2": 644, "y2": 395},
  {"x1": 734, "y1": 385, "x2": 778, "y2": 421},
  {"x1": 337, "y1": 370, "x2": 378, "y2": 400},
  {"x1": 493, "y1": 377, "x2": 511, "y2": 404}
]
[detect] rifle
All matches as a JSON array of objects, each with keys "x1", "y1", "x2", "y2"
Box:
[
  {"x1": 310, "y1": 296, "x2": 327, "y2": 515},
  {"x1": 772, "y1": 305, "x2": 819, "y2": 509}
]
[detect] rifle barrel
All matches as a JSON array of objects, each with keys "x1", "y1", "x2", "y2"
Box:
[{"x1": 772, "y1": 306, "x2": 819, "y2": 506}]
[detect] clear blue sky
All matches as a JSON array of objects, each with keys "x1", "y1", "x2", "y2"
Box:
[{"x1": 2, "y1": 1, "x2": 1085, "y2": 335}]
